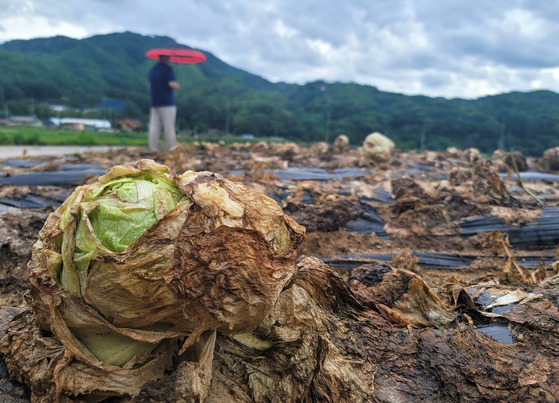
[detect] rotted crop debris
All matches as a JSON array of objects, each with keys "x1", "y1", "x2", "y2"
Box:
[{"x1": 0, "y1": 159, "x2": 305, "y2": 401}]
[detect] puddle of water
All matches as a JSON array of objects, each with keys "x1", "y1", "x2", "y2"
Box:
[{"x1": 474, "y1": 323, "x2": 515, "y2": 345}]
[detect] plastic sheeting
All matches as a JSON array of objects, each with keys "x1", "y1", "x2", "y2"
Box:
[
  {"x1": 500, "y1": 172, "x2": 559, "y2": 182},
  {"x1": 0, "y1": 166, "x2": 105, "y2": 186},
  {"x1": 459, "y1": 207, "x2": 559, "y2": 248},
  {"x1": 0, "y1": 195, "x2": 54, "y2": 209},
  {"x1": 2, "y1": 159, "x2": 40, "y2": 168},
  {"x1": 320, "y1": 252, "x2": 554, "y2": 270},
  {"x1": 0, "y1": 191, "x2": 70, "y2": 210},
  {"x1": 273, "y1": 167, "x2": 366, "y2": 181},
  {"x1": 344, "y1": 204, "x2": 389, "y2": 239},
  {"x1": 362, "y1": 188, "x2": 393, "y2": 203},
  {"x1": 320, "y1": 252, "x2": 476, "y2": 269},
  {"x1": 334, "y1": 187, "x2": 393, "y2": 203}
]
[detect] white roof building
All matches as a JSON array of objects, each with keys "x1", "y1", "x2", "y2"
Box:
[{"x1": 49, "y1": 118, "x2": 111, "y2": 130}]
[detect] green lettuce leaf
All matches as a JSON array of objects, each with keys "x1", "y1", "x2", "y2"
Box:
[
  {"x1": 87, "y1": 176, "x2": 184, "y2": 253},
  {"x1": 59, "y1": 173, "x2": 186, "y2": 298}
]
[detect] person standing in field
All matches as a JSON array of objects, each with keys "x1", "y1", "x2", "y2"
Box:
[{"x1": 148, "y1": 54, "x2": 180, "y2": 151}]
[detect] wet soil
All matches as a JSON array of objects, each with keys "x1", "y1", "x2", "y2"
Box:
[
  {"x1": 1, "y1": 142, "x2": 559, "y2": 401},
  {"x1": 1, "y1": 143, "x2": 559, "y2": 303}
]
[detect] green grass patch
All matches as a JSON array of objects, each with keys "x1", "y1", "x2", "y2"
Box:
[
  {"x1": 0, "y1": 126, "x2": 147, "y2": 146},
  {"x1": 0, "y1": 126, "x2": 292, "y2": 147}
]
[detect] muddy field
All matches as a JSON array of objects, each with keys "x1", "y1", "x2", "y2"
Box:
[{"x1": 1, "y1": 141, "x2": 559, "y2": 401}]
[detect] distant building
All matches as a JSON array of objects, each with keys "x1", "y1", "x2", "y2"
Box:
[
  {"x1": 118, "y1": 118, "x2": 142, "y2": 132},
  {"x1": 10, "y1": 116, "x2": 42, "y2": 127},
  {"x1": 48, "y1": 117, "x2": 112, "y2": 131}
]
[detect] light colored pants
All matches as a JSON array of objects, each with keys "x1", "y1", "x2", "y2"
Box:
[{"x1": 149, "y1": 106, "x2": 177, "y2": 151}]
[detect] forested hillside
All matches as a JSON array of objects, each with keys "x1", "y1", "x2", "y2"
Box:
[{"x1": 1, "y1": 31, "x2": 559, "y2": 156}]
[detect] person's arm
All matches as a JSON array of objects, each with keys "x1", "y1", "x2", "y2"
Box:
[{"x1": 167, "y1": 67, "x2": 179, "y2": 89}]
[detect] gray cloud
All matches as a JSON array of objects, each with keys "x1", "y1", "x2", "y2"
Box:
[{"x1": 1, "y1": 0, "x2": 559, "y2": 98}]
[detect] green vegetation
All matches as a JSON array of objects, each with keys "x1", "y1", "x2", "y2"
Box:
[
  {"x1": 0, "y1": 126, "x2": 287, "y2": 147},
  {"x1": 0, "y1": 127, "x2": 146, "y2": 146},
  {"x1": 2, "y1": 32, "x2": 559, "y2": 156}
]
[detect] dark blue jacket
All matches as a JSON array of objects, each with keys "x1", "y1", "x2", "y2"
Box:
[{"x1": 149, "y1": 63, "x2": 177, "y2": 107}]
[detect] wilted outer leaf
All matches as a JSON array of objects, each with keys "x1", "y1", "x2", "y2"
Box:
[{"x1": 349, "y1": 262, "x2": 457, "y2": 328}]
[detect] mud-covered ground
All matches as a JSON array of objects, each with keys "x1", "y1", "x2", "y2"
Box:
[
  {"x1": 2, "y1": 142, "x2": 559, "y2": 298},
  {"x1": 1, "y1": 141, "x2": 559, "y2": 401}
]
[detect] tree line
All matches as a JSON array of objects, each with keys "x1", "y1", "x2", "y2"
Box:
[{"x1": 1, "y1": 32, "x2": 559, "y2": 156}]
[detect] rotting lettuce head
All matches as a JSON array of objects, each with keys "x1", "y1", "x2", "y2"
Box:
[{"x1": 24, "y1": 159, "x2": 305, "y2": 396}]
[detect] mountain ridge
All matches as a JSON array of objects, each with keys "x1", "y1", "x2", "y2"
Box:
[{"x1": 1, "y1": 31, "x2": 559, "y2": 156}]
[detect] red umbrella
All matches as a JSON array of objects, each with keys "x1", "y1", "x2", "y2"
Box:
[{"x1": 145, "y1": 48, "x2": 206, "y2": 64}]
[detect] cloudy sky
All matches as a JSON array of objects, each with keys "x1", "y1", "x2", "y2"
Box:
[{"x1": 1, "y1": 0, "x2": 558, "y2": 99}]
